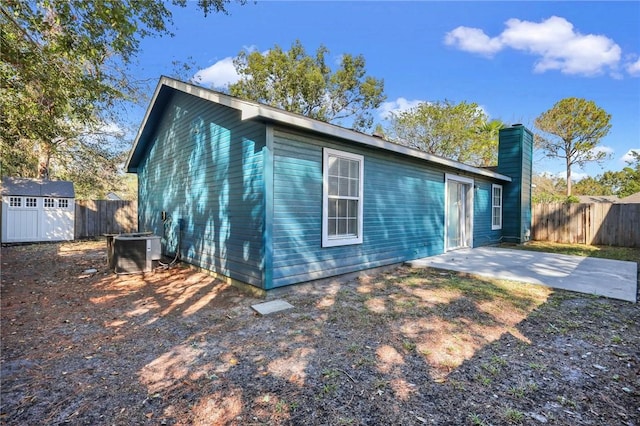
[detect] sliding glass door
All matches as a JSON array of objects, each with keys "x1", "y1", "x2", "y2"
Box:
[{"x1": 445, "y1": 176, "x2": 473, "y2": 251}]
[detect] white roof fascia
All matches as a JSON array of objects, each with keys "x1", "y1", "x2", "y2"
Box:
[
  {"x1": 134, "y1": 77, "x2": 511, "y2": 182},
  {"x1": 126, "y1": 78, "x2": 166, "y2": 169},
  {"x1": 253, "y1": 103, "x2": 512, "y2": 182}
]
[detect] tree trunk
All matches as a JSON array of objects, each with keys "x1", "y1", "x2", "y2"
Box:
[
  {"x1": 566, "y1": 158, "x2": 572, "y2": 197},
  {"x1": 38, "y1": 144, "x2": 52, "y2": 180}
]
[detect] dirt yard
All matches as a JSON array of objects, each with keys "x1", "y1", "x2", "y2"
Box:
[{"x1": 1, "y1": 240, "x2": 639, "y2": 425}]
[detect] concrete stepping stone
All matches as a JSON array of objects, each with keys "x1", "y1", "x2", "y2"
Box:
[{"x1": 251, "y1": 299, "x2": 294, "y2": 315}]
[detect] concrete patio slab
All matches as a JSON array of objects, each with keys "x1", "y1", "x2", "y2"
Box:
[
  {"x1": 407, "y1": 247, "x2": 637, "y2": 303},
  {"x1": 251, "y1": 299, "x2": 294, "y2": 315}
]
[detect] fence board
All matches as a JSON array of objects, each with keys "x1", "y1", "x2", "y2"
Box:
[
  {"x1": 74, "y1": 200, "x2": 137, "y2": 239},
  {"x1": 532, "y1": 202, "x2": 640, "y2": 248}
]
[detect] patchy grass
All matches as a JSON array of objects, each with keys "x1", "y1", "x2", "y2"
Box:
[
  {"x1": 503, "y1": 407, "x2": 525, "y2": 424},
  {"x1": 506, "y1": 241, "x2": 640, "y2": 263},
  {"x1": 2, "y1": 241, "x2": 639, "y2": 425},
  {"x1": 351, "y1": 268, "x2": 551, "y2": 379}
]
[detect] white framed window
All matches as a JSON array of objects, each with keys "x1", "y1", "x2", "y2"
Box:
[
  {"x1": 322, "y1": 148, "x2": 364, "y2": 247},
  {"x1": 492, "y1": 184, "x2": 503, "y2": 230},
  {"x1": 25, "y1": 197, "x2": 37, "y2": 208},
  {"x1": 58, "y1": 199, "x2": 69, "y2": 209},
  {"x1": 9, "y1": 197, "x2": 21, "y2": 207},
  {"x1": 44, "y1": 198, "x2": 55, "y2": 208}
]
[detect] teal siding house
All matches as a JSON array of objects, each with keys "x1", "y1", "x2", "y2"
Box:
[{"x1": 126, "y1": 77, "x2": 532, "y2": 291}]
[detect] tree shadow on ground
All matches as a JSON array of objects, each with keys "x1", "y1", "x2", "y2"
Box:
[{"x1": 1, "y1": 241, "x2": 576, "y2": 425}]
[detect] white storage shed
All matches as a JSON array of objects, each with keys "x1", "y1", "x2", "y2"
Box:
[{"x1": 1, "y1": 177, "x2": 75, "y2": 243}]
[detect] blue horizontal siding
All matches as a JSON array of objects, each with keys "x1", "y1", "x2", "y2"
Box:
[
  {"x1": 270, "y1": 128, "x2": 446, "y2": 288},
  {"x1": 137, "y1": 94, "x2": 522, "y2": 290},
  {"x1": 137, "y1": 91, "x2": 266, "y2": 287},
  {"x1": 473, "y1": 179, "x2": 502, "y2": 247}
]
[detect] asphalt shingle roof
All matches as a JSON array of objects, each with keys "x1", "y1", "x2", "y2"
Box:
[{"x1": 1, "y1": 177, "x2": 75, "y2": 198}]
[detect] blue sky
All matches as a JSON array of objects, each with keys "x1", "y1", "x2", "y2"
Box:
[{"x1": 132, "y1": 1, "x2": 640, "y2": 180}]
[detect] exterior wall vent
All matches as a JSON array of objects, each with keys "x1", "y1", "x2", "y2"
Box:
[{"x1": 113, "y1": 233, "x2": 161, "y2": 274}]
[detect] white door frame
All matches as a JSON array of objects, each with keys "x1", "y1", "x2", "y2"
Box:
[{"x1": 444, "y1": 174, "x2": 474, "y2": 251}]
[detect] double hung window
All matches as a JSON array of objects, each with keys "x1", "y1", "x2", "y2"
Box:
[
  {"x1": 492, "y1": 184, "x2": 502, "y2": 230},
  {"x1": 322, "y1": 148, "x2": 364, "y2": 247}
]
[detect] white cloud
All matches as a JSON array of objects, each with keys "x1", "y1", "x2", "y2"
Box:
[
  {"x1": 445, "y1": 16, "x2": 624, "y2": 77},
  {"x1": 539, "y1": 170, "x2": 590, "y2": 182},
  {"x1": 192, "y1": 47, "x2": 273, "y2": 88},
  {"x1": 590, "y1": 145, "x2": 614, "y2": 157},
  {"x1": 476, "y1": 104, "x2": 490, "y2": 117},
  {"x1": 98, "y1": 121, "x2": 125, "y2": 136},
  {"x1": 621, "y1": 149, "x2": 640, "y2": 163},
  {"x1": 556, "y1": 170, "x2": 589, "y2": 182},
  {"x1": 537, "y1": 171, "x2": 559, "y2": 179},
  {"x1": 78, "y1": 120, "x2": 131, "y2": 148},
  {"x1": 242, "y1": 44, "x2": 260, "y2": 53},
  {"x1": 571, "y1": 172, "x2": 590, "y2": 182},
  {"x1": 378, "y1": 97, "x2": 425, "y2": 120},
  {"x1": 192, "y1": 57, "x2": 240, "y2": 88},
  {"x1": 626, "y1": 57, "x2": 640, "y2": 76},
  {"x1": 444, "y1": 27, "x2": 503, "y2": 56}
]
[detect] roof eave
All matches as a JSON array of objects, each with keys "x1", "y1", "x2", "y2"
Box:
[
  {"x1": 126, "y1": 77, "x2": 171, "y2": 173},
  {"x1": 249, "y1": 100, "x2": 512, "y2": 182},
  {"x1": 128, "y1": 77, "x2": 512, "y2": 182}
]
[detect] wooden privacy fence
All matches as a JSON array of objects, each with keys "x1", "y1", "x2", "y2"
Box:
[
  {"x1": 532, "y1": 203, "x2": 640, "y2": 247},
  {"x1": 75, "y1": 200, "x2": 137, "y2": 239}
]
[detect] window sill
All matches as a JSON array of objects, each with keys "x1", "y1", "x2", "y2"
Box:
[{"x1": 322, "y1": 236, "x2": 363, "y2": 248}]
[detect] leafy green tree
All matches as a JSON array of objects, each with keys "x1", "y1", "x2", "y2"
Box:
[
  {"x1": 569, "y1": 152, "x2": 640, "y2": 199},
  {"x1": 534, "y1": 97, "x2": 612, "y2": 196},
  {"x1": 572, "y1": 176, "x2": 614, "y2": 196},
  {"x1": 1, "y1": 0, "x2": 239, "y2": 198},
  {"x1": 532, "y1": 173, "x2": 566, "y2": 203},
  {"x1": 599, "y1": 153, "x2": 640, "y2": 198},
  {"x1": 373, "y1": 123, "x2": 387, "y2": 138},
  {"x1": 229, "y1": 40, "x2": 386, "y2": 131},
  {"x1": 475, "y1": 119, "x2": 506, "y2": 166},
  {"x1": 622, "y1": 152, "x2": 640, "y2": 197},
  {"x1": 386, "y1": 100, "x2": 503, "y2": 167}
]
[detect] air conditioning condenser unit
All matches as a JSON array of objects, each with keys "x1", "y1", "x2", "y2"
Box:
[{"x1": 113, "y1": 234, "x2": 161, "y2": 274}]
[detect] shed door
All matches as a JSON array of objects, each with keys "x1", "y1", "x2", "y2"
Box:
[
  {"x1": 3, "y1": 196, "x2": 39, "y2": 242},
  {"x1": 1, "y1": 196, "x2": 74, "y2": 243},
  {"x1": 41, "y1": 198, "x2": 75, "y2": 241}
]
